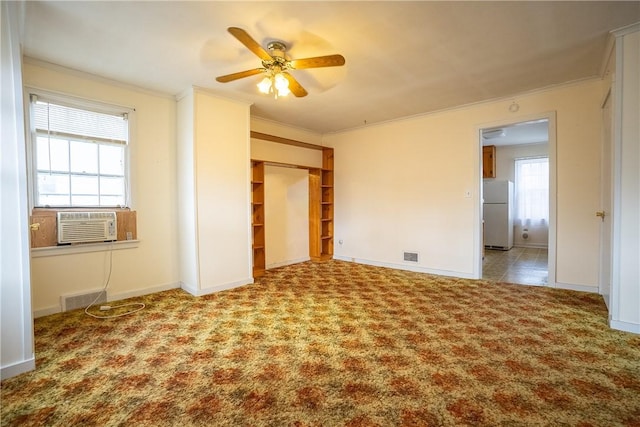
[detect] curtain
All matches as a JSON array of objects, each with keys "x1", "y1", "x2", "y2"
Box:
[{"x1": 514, "y1": 157, "x2": 549, "y2": 225}]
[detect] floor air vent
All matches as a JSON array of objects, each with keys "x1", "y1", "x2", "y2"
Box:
[
  {"x1": 403, "y1": 251, "x2": 419, "y2": 262},
  {"x1": 61, "y1": 291, "x2": 106, "y2": 311}
]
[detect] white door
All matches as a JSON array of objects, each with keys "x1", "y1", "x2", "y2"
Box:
[{"x1": 600, "y1": 90, "x2": 614, "y2": 308}]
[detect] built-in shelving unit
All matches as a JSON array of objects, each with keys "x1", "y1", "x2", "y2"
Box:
[
  {"x1": 250, "y1": 132, "x2": 335, "y2": 276},
  {"x1": 310, "y1": 147, "x2": 334, "y2": 261},
  {"x1": 251, "y1": 161, "x2": 266, "y2": 277}
]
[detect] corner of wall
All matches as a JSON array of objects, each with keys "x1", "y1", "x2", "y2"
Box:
[{"x1": 1, "y1": 0, "x2": 35, "y2": 380}]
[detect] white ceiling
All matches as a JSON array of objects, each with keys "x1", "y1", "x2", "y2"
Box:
[
  {"x1": 21, "y1": 1, "x2": 639, "y2": 134},
  {"x1": 483, "y1": 120, "x2": 549, "y2": 147}
]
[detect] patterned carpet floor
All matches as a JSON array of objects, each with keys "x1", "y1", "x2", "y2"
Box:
[{"x1": 2, "y1": 260, "x2": 640, "y2": 426}]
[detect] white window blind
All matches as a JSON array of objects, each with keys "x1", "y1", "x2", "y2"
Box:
[
  {"x1": 514, "y1": 157, "x2": 549, "y2": 225},
  {"x1": 32, "y1": 97, "x2": 128, "y2": 144},
  {"x1": 31, "y1": 95, "x2": 130, "y2": 208}
]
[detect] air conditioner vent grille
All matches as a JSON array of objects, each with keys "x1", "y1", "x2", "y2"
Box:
[
  {"x1": 57, "y1": 211, "x2": 117, "y2": 244},
  {"x1": 58, "y1": 211, "x2": 116, "y2": 221}
]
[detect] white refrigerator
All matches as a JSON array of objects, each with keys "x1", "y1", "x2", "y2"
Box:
[{"x1": 483, "y1": 180, "x2": 514, "y2": 250}]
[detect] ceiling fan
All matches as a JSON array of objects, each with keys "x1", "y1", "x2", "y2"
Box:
[{"x1": 215, "y1": 27, "x2": 346, "y2": 98}]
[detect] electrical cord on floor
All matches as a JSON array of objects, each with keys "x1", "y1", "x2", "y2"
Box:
[{"x1": 84, "y1": 241, "x2": 145, "y2": 319}]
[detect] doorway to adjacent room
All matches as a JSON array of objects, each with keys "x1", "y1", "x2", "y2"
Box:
[{"x1": 479, "y1": 115, "x2": 554, "y2": 286}]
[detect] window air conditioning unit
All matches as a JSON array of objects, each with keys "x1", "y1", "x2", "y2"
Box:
[{"x1": 57, "y1": 212, "x2": 117, "y2": 244}]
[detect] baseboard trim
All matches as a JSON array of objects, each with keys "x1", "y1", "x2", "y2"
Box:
[
  {"x1": 34, "y1": 306, "x2": 61, "y2": 318},
  {"x1": 109, "y1": 282, "x2": 180, "y2": 302},
  {"x1": 334, "y1": 256, "x2": 475, "y2": 279},
  {"x1": 1, "y1": 356, "x2": 35, "y2": 380},
  {"x1": 513, "y1": 243, "x2": 549, "y2": 249},
  {"x1": 553, "y1": 282, "x2": 598, "y2": 293},
  {"x1": 266, "y1": 257, "x2": 311, "y2": 270},
  {"x1": 610, "y1": 319, "x2": 640, "y2": 334},
  {"x1": 181, "y1": 278, "x2": 253, "y2": 297},
  {"x1": 33, "y1": 282, "x2": 182, "y2": 318}
]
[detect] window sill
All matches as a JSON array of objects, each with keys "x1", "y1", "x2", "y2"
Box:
[{"x1": 31, "y1": 240, "x2": 139, "y2": 258}]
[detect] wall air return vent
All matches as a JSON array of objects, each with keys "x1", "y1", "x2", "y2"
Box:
[
  {"x1": 403, "y1": 251, "x2": 419, "y2": 263},
  {"x1": 61, "y1": 290, "x2": 106, "y2": 312},
  {"x1": 57, "y1": 212, "x2": 117, "y2": 244}
]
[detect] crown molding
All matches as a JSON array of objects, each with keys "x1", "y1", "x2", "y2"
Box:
[{"x1": 22, "y1": 56, "x2": 176, "y2": 101}]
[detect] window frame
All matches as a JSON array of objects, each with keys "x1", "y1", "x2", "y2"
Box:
[
  {"x1": 25, "y1": 88, "x2": 134, "y2": 211},
  {"x1": 514, "y1": 155, "x2": 549, "y2": 225}
]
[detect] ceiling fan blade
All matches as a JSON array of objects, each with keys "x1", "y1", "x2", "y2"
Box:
[
  {"x1": 283, "y1": 73, "x2": 308, "y2": 97},
  {"x1": 216, "y1": 68, "x2": 265, "y2": 83},
  {"x1": 228, "y1": 27, "x2": 272, "y2": 61},
  {"x1": 289, "y1": 54, "x2": 346, "y2": 70}
]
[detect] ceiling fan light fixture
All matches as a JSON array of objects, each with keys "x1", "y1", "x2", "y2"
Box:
[
  {"x1": 277, "y1": 85, "x2": 291, "y2": 97},
  {"x1": 217, "y1": 27, "x2": 343, "y2": 99},
  {"x1": 257, "y1": 76, "x2": 272, "y2": 94},
  {"x1": 256, "y1": 71, "x2": 290, "y2": 98},
  {"x1": 274, "y1": 73, "x2": 289, "y2": 91}
]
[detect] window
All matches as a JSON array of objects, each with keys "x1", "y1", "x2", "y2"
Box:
[
  {"x1": 514, "y1": 157, "x2": 549, "y2": 225},
  {"x1": 30, "y1": 94, "x2": 130, "y2": 208}
]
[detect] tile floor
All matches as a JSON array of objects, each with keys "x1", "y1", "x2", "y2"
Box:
[{"x1": 482, "y1": 247, "x2": 548, "y2": 286}]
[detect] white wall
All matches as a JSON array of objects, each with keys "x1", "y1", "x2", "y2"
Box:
[
  {"x1": 177, "y1": 88, "x2": 253, "y2": 295},
  {"x1": 251, "y1": 117, "x2": 324, "y2": 146},
  {"x1": 325, "y1": 79, "x2": 603, "y2": 290},
  {"x1": 251, "y1": 118, "x2": 323, "y2": 168},
  {"x1": 1, "y1": 1, "x2": 35, "y2": 379},
  {"x1": 176, "y1": 90, "x2": 198, "y2": 293},
  {"x1": 494, "y1": 143, "x2": 548, "y2": 183},
  {"x1": 23, "y1": 61, "x2": 180, "y2": 315},
  {"x1": 611, "y1": 26, "x2": 640, "y2": 333},
  {"x1": 265, "y1": 166, "x2": 310, "y2": 268},
  {"x1": 191, "y1": 89, "x2": 252, "y2": 292},
  {"x1": 492, "y1": 142, "x2": 549, "y2": 247}
]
